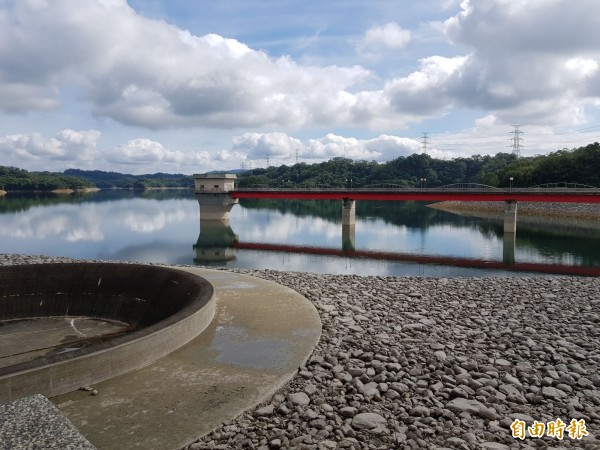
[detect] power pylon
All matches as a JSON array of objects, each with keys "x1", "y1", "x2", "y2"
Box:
[
  {"x1": 509, "y1": 125, "x2": 524, "y2": 157},
  {"x1": 295, "y1": 148, "x2": 299, "y2": 164},
  {"x1": 420, "y1": 132, "x2": 429, "y2": 155}
]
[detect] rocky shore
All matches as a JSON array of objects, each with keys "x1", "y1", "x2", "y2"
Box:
[
  {"x1": 429, "y1": 201, "x2": 600, "y2": 222},
  {"x1": 1, "y1": 254, "x2": 599, "y2": 449},
  {"x1": 187, "y1": 270, "x2": 600, "y2": 450}
]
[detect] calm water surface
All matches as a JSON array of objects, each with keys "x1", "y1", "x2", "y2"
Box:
[{"x1": 1, "y1": 190, "x2": 598, "y2": 277}]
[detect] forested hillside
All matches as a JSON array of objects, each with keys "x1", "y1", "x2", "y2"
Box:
[
  {"x1": 237, "y1": 142, "x2": 600, "y2": 188},
  {"x1": 2, "y1": 142, "x2": 598, "y2": 192},
  {"x1": 64, "y1": 169, "x2": 193, "y2": 189},
  {"x1": 0, "y1": 166, "x2": 94, "y2": 191}
]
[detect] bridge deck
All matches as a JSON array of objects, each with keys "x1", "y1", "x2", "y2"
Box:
[{"x1": 231, "y1": 188, "x2": 600, "y2": 203}]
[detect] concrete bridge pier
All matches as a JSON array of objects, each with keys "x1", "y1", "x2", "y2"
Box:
[
  {"x1": 342, "y1": 198, "x2": 356, "y2": 226},
  {"x1": 195, "y1": 193, "x2": 239, "y2": 221},
  {"x1": 193, "y1": 174, "x2": 239, "y2": 221},
  {"x1": 194, "y1": 219, "x2": 239, "y2": 263},
  {"x1": 503, "y1": 200, "x2": 517, "y2": 264},
  {"x1": 503, "y1": 200, "x2": 517, "y2": 234},
  {"x1": 503, "y1": 232, "x2": 516, "y2": 265},
  {"x1": 342, "y1": 225, "x2": 356, "y2": 252}
]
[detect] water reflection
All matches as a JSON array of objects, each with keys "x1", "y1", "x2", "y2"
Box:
[
  {"x1": 0, "y1": 191, "x2": 598, "y2": 276},
  {"x1": 194, "y1": 220, "x2": 239, "y2": 263}
]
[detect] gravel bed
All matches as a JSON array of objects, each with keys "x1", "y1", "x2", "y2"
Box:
[
  {"x1": 429, "y1": 201, "x2": 600, "y2": 221},
  {"x1": 1, "y1": 254, "x2": 600, "y2": 450}
]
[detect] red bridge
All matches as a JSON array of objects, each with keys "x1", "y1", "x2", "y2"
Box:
[{"x1": 231, "y1": 183, "x2": 600, "y2": 203}]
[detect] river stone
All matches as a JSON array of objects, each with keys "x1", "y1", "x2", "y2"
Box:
[
  {"x1": 446, "y1": 398, "x2": 497, "y2": 420},
  {"x1": 480, "y1": 443, "x2": 509, "y2": 450},
  {"x1": 351, "y1": 412, "x2": 387, "y2": 430},
  {"x1": 287, "y1": 392, "x2": 310, "y2": 406},
  {"x1": 255, "y1": 404, "x2": 274, "y2": 416},
  {"x1": 542, "y1": 386, "x2": 567, "y2": 399}
]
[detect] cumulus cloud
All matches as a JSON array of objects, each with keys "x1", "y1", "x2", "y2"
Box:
[
  {"x1": 441, "y1": 0, "x2": 600, "y2": 125},
  {"x1": 232, "y1": 132, "x2": 303, "y2": 160},
  {"x1": 107, "y1": 138, "x2": 188, "y2": 165},
  {"x1": 231, "y1": 131, "x2": 419, "y2": 165},
  {"x1": 357, "y1": 22, "x2": 412, "y2": 57},
  {"x1": 0, "y1": 0, "x2": 372, "y2": 129},
  {"x1": 0, "y1": 129, "x2": 100, "y2": 162},
  {"x1": 384, "y1": 55, "x2": 468, "y2": 116},
  {"x1": 1, "y1": 0, "x2": 599, "y2": 173}
]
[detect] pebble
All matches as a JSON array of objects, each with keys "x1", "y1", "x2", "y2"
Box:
[
  {"x1": 351, "y1": 412, "x2": 387, "y2": 430},
  {"x1": 3, "y1": 254, "x2": 599, "y2": 450}
]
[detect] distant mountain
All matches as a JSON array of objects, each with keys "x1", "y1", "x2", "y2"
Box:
[
  {"x1": 0, "y1": 166, "x2": 94, "y2": 191},
  {"x1": 202, "y1": 169, "x2": 248, "y2": 175},
  {"x1": 63, "y1": 169, "x2": 194, "y2": 189}
]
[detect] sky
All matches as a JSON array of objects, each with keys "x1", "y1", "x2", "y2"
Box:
[{"x1": 1, "y1": 0, "x2": 600, "y2": 175}]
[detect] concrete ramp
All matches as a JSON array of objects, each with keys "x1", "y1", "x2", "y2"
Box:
[{"x1": 52, "y1": 268, "x2": 321, "y2": 449}]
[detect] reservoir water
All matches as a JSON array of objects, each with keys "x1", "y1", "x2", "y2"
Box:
[{"x1": 0, "y1": 190, "x2": 598, "y2": 277}]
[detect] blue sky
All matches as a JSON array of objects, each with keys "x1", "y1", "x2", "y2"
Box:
[{"x1": 1, "y1": 0, "x2": 599, "y2": 174}]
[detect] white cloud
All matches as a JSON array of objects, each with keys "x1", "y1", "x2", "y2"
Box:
[
  {"x1": 440, "y1": 0, "x2": 600, "y2": 126},
  {"x1": 384, "y1": 55, "x2": 467, "y2": 115},
  {"x1": 0, "y1": 0, "x2": 372, "y2": 130},
  {"x1": 358, "y1": 22, "x2": 412, "y2": 58},
  {"x1": 108, "y1": 138, "x2": 188, "y2": 165},
  {"x1": 1, "y1": 0, "x2": 599, "y2": 175},
  {"x1": 0, "y1": 129, "x2": 100, "y2": 162},
  {"x1": 230, "y1": 131, "x2": 419, "y2": 165},
  {"x1": 232, "y1": 132, "x2": 303, "y2": 160}
]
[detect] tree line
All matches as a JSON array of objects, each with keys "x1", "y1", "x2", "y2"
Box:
[
  {"x1": 64, "y1": 169, "x2": 193, "y2": 189},
  {"x1": 0, "y1": 166, "x2": 94, "y2": 191},
  {"x1": 237, "y1": 142, "x2": 600, "y2": 188},
  {"x1": 1, "y1": 142, "x2": 599, "y2": 192}
]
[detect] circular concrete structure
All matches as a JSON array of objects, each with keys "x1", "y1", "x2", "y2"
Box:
[{"x1": 0, "y1": 263, "x2": 215, "y2": 403}]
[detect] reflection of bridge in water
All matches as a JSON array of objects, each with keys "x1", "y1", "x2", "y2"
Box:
[
  {"x1": 192, "y1": 174, "x2": 600, "y2": 274},
  {"x1": 231, "y1": 241, "x2": 600, "y2": 277}
]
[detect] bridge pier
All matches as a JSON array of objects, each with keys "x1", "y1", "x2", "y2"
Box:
[
  {"x1": 503, "y1": 200, "x2": 517, "y2": 234},
  {"x1": 342, "y1": 199, "x2": 356, "y2": 226},
  {"x1": 503, "y1": 200, "x2": 517, "y2": 265},
  {"x1": 342, "y1": 225, "x2": 356, "y2": 252},
  {"x1": 193, "y1": 174, "x2": 239, "y2": 221},
  {"x1": 194, "y1": 219, "x2": 239, "y2": 263},
  {"x1": 195, "y1": 193, "x2": 239, "y2": 220},
  {"x1": 503, "y1": 232, "x2": 516, "y2": 265}
]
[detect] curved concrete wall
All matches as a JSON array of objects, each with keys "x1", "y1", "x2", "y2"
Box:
[{"x1": 0, "y1": 263, "x2": 215, "y2": 403}]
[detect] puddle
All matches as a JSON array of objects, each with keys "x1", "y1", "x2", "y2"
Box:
[{"x1": 210, "y1": 325, "x2": 293, "y2": 369}]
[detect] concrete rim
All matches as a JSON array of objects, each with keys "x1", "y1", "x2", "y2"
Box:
[{"x1": 0, "y1": 263, "x2": 215, "y2": 402}]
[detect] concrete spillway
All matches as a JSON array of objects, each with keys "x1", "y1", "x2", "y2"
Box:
[{"x1": 0, "y1": 263, "x2": 215, "y2": 403}]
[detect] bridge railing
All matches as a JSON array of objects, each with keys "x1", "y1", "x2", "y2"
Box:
[{"x1": 233, "y1": 182, "x2": 600, "y2": 193}]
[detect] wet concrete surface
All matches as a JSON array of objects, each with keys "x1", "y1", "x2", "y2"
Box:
[
  {"x1": 51, "y1": 268, "x2": 321, "y2": 450},
  {"x1": 0, "y1": 318, "x2": 130, "y2": 368}
]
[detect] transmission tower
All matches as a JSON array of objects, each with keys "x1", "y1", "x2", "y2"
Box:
[
  {"x1": 266, "y1": 156, "x2": 270, "y2": 167},
  {"x1": 420, "y1": 132, "x2": 430, "y2": 155},
  {"x1": 509, "y1": 125, "x2": 524, "y2": 157},
  {"x1": 240, "y1": 161, "x2": 246, "y2": 171},
  {"x1": 295, "y1": 148, "x2": 299, "y2": 164}
]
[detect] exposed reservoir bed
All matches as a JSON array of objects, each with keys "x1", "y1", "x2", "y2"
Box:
[{"x1": 0, "y1": 317, "x2": 131, "y2": 368}]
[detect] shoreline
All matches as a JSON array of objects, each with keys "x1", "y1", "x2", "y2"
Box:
[
  {"x1": 429, "y1": 201, "x2": 600, "y2": 221},
  {"x1": 1, "y1": 254, "x2": 599, "y2": 449}
]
